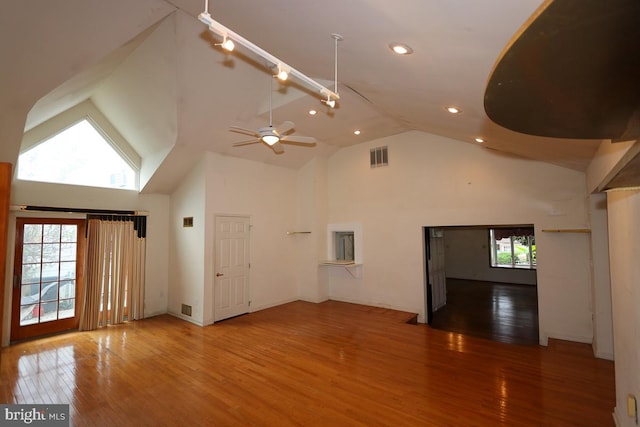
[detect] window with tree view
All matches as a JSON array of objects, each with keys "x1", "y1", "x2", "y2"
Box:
[{"x1": 489, "y1": 228, "x2": 536, "y2": 269}]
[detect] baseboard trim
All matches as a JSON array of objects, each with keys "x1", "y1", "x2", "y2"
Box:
[{"x1": 168, "y1": 311, "x2": 204, "y2": 326}]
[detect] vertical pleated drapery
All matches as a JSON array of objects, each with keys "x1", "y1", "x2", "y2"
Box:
[{"x1": 80, "y1": 215, "x2": 146, "y2": 331}]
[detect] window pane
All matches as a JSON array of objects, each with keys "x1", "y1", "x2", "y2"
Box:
[
  {"x1": 18, "y1": 119, "x2": 137, "y2": 190},
  {"x1": 20, "y1": 284, "x2": 40, "y2": 305},
  {"x1": 59, "y1": 299, "x2": 75, "y2": 319},
  {"x1": 61, "y1": 225, "x2": 77, "y2": 242},
  {"x1": 490, "y1": 228, "x2": 536, "y2": 270},
  {"x1": 41, "y1": 263, "x2": 60, "y2": 281},
  {"x1": 42, "y1": 243, "x2": 60, "y2": 263},
  {"x1": 40, "y1": 301, "x2": 58, "y2": 323},
  {"x1": 40, "y1": 282, "x2": 59, "y2": 302},
  {"x1": 60, "y1": 243, "x2": 76, "y2": 261},
  {"x1": 22, "y1": 264, "x2": 41, "y2": 284},
  {"x1": 43, "y1": 224, "x2": 61, "y2": 243},
  {"x1": 23, "y1": 224, "x2": 42, "y2": 244},
  {"x1": 22, "y1": 243, "x2": 41, "y2": 264},
  {"x1": 20, "y1": 304, "x2": 39, "y2": 326},
  {"x1": 60, "y1": 261, "x2": 76, "y2": 280}
]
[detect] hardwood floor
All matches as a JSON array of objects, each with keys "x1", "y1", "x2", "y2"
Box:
[
  {"x1": 431, "y1": 278, "x2": 539, "y2": 345},
  {"x1": 0, "y1": 301, "x2": 614, "y2": 426}
]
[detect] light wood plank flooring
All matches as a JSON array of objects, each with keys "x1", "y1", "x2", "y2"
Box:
[{"x1": 0, "y1": 301, "x2": 614, "y2": 426}]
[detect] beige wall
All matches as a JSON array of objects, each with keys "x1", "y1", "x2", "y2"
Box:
[
  {"x1": 606, "y1": 189, "x2": 640, "y2": 426},
  {"x1": 326, "y1": 130, "x2": 593, "y2": 345}
]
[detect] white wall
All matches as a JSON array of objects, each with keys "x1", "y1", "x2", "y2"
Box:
[
  {"x1": 168, "y1": 158, "x2": 206, "y2": 325},
  {"x1": 588, "y1": 193, "x2": 614, "y2": 360},
  {"x1": 296, "y1": 157, "x2": 330, "y2": 303},
  {"x1": 3, "y1": 180, "x2": 170, "y2": 346},
  {"x1": 92, "y1": 14, "x2": 178, "y2": 191},
  {"x1": 327, "y1": 131, "x2": 592, "y2": 345},
  {"x1": 606, "y1": 189, "x2": 640, "y2": 426},
  {"x1": 444, "y1": 227, "x2": 537, "y2": 285},
  {"x1": 201, "y1": 152, "x2": 300, "y2": 324}
]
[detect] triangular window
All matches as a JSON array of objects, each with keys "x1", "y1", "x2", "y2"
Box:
[{"x1": 18, "y1": 119, "x2": 137, "y2": 190}]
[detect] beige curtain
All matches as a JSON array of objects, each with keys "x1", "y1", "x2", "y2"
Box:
[{"x1": 80, "y1": 216, "x2": 146, "y2": 331}]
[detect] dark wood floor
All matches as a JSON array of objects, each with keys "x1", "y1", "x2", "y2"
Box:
[
  {"x1": 0, "y1": 300, "x2": 614, "y2": 426},
  {"x1": 431, "y1": 278, "x2": 539, "y2": 345}
]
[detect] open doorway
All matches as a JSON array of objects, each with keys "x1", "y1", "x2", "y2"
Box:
[{"x1": 424, "y1": 225, "x2": 539, "y2": 345}]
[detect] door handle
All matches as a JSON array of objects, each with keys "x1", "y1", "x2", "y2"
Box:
[{"x1": 216, "y1": 273, "x2": 224, "y2": 277}]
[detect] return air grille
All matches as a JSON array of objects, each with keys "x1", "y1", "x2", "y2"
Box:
[{"x1": 370, "y1": 146, "x2": 388, "y2": 168}]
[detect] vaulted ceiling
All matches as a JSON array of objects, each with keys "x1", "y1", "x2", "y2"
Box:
[{"x1": 1, "y1": 1, "x2": 610, "y2": 193}]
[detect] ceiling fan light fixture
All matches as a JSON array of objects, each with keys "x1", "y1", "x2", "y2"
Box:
[
  {"x1": 261, "y1": 134, "x2": 280, "y2": 145},
  {"x1": 389, "y1": 43, "x2": 413, "y2": 55}
]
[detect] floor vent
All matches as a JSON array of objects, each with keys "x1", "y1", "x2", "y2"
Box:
[{"x1": 370, "y1": 146, "x2": 388, "y2": 168}]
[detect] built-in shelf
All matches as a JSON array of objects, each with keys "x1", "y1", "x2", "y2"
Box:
[
  {"x1": 286, "y1": 231, "x2": 311, "y2": 235},
  {"x1": 319, "y1": 261, "x2": 362, "y2": 278},
  {"x1": 541, "y1": 228, "x2": 591, "y2": 233}
]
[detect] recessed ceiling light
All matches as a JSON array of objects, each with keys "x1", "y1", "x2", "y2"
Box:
[
  {"x1": 389, "y1": 43, "x2": 413, "y2": 55},
  {"x1": 308, "y1": 109, "x2": 317, "y2": 115},
  {"x1": 354, "y1": 130, "x2": 361, "y2": 135},
  {"x1": 446, "y1": 106, "x2": 461, "y2": 114},
  {"x1": 475, "y1": 137, "x2": 485, "y2": 143}
]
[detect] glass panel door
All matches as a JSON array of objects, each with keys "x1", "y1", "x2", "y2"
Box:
[{"x1": 11, "y1": 218, "x2": 85, "y2": 341}]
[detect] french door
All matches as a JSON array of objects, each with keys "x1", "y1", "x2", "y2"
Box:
[{"x1": 11, "y1": 218, "x2": 85, "y2": 341}]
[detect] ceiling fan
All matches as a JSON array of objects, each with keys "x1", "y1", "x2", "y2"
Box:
[
  {"x1": 229, "y1": 77, "x2": 317, "y2": 154},
  {"x1": 229, "y1": 121, "x2": 316, "y2": 154}
]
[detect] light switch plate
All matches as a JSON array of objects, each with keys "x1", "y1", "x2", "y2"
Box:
[{"x1": 627, "y1": 394, "x2": 637, "y2": 420}]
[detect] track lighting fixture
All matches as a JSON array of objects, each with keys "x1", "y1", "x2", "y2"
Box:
[
  {"x1": 221, "y1": 36, "x2": 235, "y2": 52},
  {"x1": 275, "y1": 65, "x2": 289, "y2": 81},
  {"x1": 214, "y1": 34, "x2": 235, "y2": 52},
  {"x1": 323, "y1": 96, "x2": 336, "y2": 109},
  {"x1": 198, "y1": 0, "x2": 339, "y2": 106}
]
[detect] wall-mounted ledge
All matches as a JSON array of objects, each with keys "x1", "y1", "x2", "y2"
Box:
[
  {"x1": 541, "y1": 228, "x2": 591, "y2": 233},
  {"x1": 319, "y1": 261, "x2": 362, "y2": 278},
  {"x1": 286, "y1": 231, "x2": 311, "y2": 235}
]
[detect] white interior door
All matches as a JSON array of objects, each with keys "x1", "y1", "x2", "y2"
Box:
[
  {"x1": 214, "y1": 216, "x2": 250, "y2": 322},
  {"x1": 429, "y1": 228, "x2": 447, "y2": 311}
]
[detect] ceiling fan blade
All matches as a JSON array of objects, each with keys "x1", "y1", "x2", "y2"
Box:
[
  {"x1": 232, "y1": 139, "x2": 261, "y2": 147},
  {"x1": 229, "y1": 126, "x2": 260, "y2": 137},
  {"x1": 281, "y1": 135, "x2": 317, "y2": 144},
  {"x1": 271, "y1": 142, "x2": 285, "y2": 154},
  {"x1": 275, "y1": 121, "x2": 295, "y2": 135}
]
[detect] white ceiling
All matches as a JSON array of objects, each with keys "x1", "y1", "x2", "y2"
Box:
[{"x1": 12, "y1": 0, "x2": 604, "y2": 193}]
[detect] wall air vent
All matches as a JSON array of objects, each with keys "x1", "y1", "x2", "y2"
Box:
[
  {"x1": 370, "y1": 146, "x2": 388, "y2": 168},
  {"x1": 183, "y1": 217, "x2": 194, "y2": 227},
  {"x1": 181, "y1": 304, "x2": 192, "y2": 317}
]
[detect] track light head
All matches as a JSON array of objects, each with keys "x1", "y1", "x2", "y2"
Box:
[
  {"x1": 323, "y1": 97, "x2": 336, "y2": 109},
  {"x1": 275, "y1": 65, "x2": 289, "y2": 81},
  {"x1": 215, "y1": 35, "x2": 235, "y2": 52}
]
